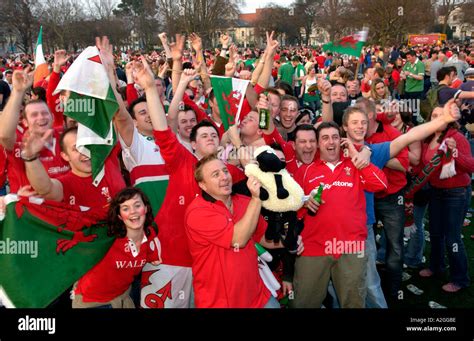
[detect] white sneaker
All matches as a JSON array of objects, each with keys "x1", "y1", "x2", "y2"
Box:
[
  {"x1": 402, "y1": 272, "x2": 411, "y2": 281},
  {"x1": 407, "y1": 284, "x2": 424, "y2": 295}
]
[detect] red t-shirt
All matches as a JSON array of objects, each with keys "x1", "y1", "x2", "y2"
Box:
[
  {"x1": 366, "y1": 122, "x2": 409, "y2": 197},
  {"x1": 295, "y1": 156, "x2": 387, "y2": 258},
  {"x1": 57, "y1": 145, "x2": 125, "y2": 213},
  {"x1": 153, "y1": 128, "x2": 245, "y2": 267},
  {"x1": 5, "y1": 128, "x2": 70, "y2": 193},
  {"x1": 75, "y1": 228, "x2": 160, "y2": 302},
  {"x1": 46, "y1": 71, "x2": 65, "y2": 129},
  {"x1": 185, "y1": 193, "x2": 270, "y2": 308}
]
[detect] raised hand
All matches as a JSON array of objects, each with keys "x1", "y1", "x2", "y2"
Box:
[
  {"x1": 53, "y1": 50, "x2": 69, "y2": 72},
  {"x1": 265, "y1": 31, "x2": 279, "y2": 55},
  {"x1": 95, "y1": 36, "x2": 115, "y2": 72},
  {"x1": 247, "y1": 175, "x2": 261, "y2": 199},
  {"x1": 180, "y1": 68, "x2": 198, "y2": 85},
  {"x1": 220, "y1": 33, "x2": 231, "y2": 48},
  {"x1": 225, "y1": 62, "x2": 236, "y2": 77},
  {"x1": 189, "y1": 33, "x2": 203, "y2": 52},
  {"x1": 12, "y1": 66, "x2": 34, "y2": 93},
  {"x1": 442, "y1": 99, "x2": 461, "y2": 123},
  {"x1": 170, "y1": 34, "x2": 185, "y2": 61},
  {"x1": 158, "y1": 32, "x2": 168, "y2": 45},
  {"x1": 317, "y1": 78, "x2": 332, "y2": 101},
  {"x1": 21, "y1": 129, "x2": 53, "y2": 159},
  {"x1": 132, "y1": 56, "x2": 155, "y2": 91}
]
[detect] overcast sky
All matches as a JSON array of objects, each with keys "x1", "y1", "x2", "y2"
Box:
[{"x1": 240, "y1": 0, "x2": 292, "y2": 13}]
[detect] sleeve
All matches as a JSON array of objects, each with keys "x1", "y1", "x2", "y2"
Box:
[
  {"x1": 417, "y1": 61, "x2": 425, "y2": 75},
  {"x1": 252, "y1": 215, "x2": 267, "y2": 243},
  {"x1": 359, "y1": 163, "x2": 388, "y2": 193},
  {"x1": 263, "y1": 128, "x2": 294, "y2": 163},
  {"x1": 185, "y1": 206, "x2": 234, "y2": 249},
  {"x1": 46, "y1": 71, "x2": 63, "y2": 129},
  {"x1": 153, "y1": 128, "x2": 187, "y2": 172},
  {"x1": 146, "y1": 229, "x2": 162, "y2": 263},
  {"x1": 183, "y1": 93, "x2": 209, "y2": 123},
  {"x1": 126, "y1": 84, "x2": 139, "y2": 106},
  {"x1": 118, "y1": 126, "x2": 142, "y2": 169},
  {"x1": 227, "y1": 163, "x2": 246, "y2": 184},
  {"x1": 375, "y1": 113, "x2": 395, "y2": 125},
  {"x1": 370, "y1": 142, "x2": 391, "y2": 169},
  {"x1": 453, "y1": 133, "x2": 474, "y2": 174},
  {"x1": 254, "y1": 83, "x2": 264, "y2": 95}
]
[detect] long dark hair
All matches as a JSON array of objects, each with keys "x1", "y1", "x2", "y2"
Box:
[{"x1": 107, "y1": 187, "x2": 156, "y2": 238}]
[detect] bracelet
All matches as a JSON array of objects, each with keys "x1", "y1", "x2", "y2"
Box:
[
  {"x1": 20, "y1": 151, "x2": 39, "y2": 162},
  {"x1": 221, "y1": 47, "x2": 228, "y2": 50},
  {"x1": 321, "y1": 98, "x2": 330, "y2": 104}
]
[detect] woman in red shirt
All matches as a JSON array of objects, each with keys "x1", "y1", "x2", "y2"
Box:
[
  {"x1": 73, "y1": 187, "x2": 161, "y2": 308},
  {"x1": 418, "y1": 106, "x2": 474, "y2": 293}
]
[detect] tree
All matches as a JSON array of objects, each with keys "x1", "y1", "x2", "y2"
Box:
[
  {"x1": 351, "y1": 0, "x2": 436, "y2": 46},
  {"x1": 85, "y1": 0, "x2": 118, "y2": 20},
  {"x1": 0, "y1": 0, "x2": 38, "y2": 54},
  {"x1": 459, "y1": 0, "x2": 474, "y2": 26},
  {"x1": 156, "y1": 0, "x2": 242, "y2": 47},
  {"x1": 316, "y1": 0, "x2": 354, "y2": 41},
  {"x1": 292, "y1": 0, "x2": 323, "y2": 45},
  {"x1": 438, "y1": 0, "x2": 466, "y2": 34},
  {"x1": 114, "y1": 0, "x2": 160, "y2": 50}
]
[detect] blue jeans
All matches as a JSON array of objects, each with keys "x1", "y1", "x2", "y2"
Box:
[
  {"x1": 264, "y1": 296, "x2": 281, "y2": 308},
  {"x1": 404, "y1": 203, "x2": 427, "y2": 268},
  {"x1": 366, "y1": 224, "x2": 388, "y2": 308},
  {"x1": 375, "y1": 190, "x2": 405, "y2": 296},
  {"x1": 428, "y1": 186, "x2": 470, "y2": 288}
]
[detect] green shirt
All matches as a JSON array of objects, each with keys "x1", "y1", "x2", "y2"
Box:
[
  {"x1": 403, "y1": 59, "x2": 425, "y2": 93},
  {"x1": 294, "y1": 64, "x2": 306, "y2": 87},
  {"x1": 278, "y1": 62, "x2": 295, "y2": 86}
]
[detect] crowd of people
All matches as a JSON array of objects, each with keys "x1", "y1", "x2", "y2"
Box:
[{"x1": 0, "y1": 30, "x2": 474, "y2": 308}]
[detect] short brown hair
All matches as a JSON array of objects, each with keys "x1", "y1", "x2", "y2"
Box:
[
  {"x1": 194, "y1": 152, "x2": 220, "y2": 182},
  {"x1": 341, "y1": 106, "x2": 368, "y2": 127},
  {"x1": 23, "y1": 99, "x2": 50, "y2": 119}
]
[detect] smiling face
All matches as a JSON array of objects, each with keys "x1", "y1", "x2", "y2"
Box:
[
  {"x1": 330, "y1": 84, "x2": 348, "y2": 103},
  {"x1": 343, "y1": 111, "x2": 368, "y2": 144},
  {"x1": 318, "y1": 127, "x2": 341, "y2": 163},
  {"x1": 177, "y1": 110, "x2": 197, "y2": 141},
  {"x1": 280, "y1": 99, "x2": 298, "y2": 129},
  {"x1": 295, "y1": 129, "x2": 317, "y2": 164},
  {"x1": 118, "y1": 194, "x2": 147, "y2": 231},
  {"x1": 132, "y1": 101, "x2": 153, "y2": 136},
  {"x1": 197, "y1": 159, "x2": 232, "y2": 200},
  {"x1": 23, "y1": 102, "x2": 53, "y2": 136},
  {"x1": 60, "y1": 130, "x2": 91, "y2": 177}
]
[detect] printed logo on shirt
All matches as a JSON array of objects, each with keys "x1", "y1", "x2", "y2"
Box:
[
  {"x1": 101, "y1": 187, "x2": 111, "y2": 202},
  {"x1": 115, "y1": 259, "x2": 147, "y2": 269},
  {"x1": 40, "y1": 156, "x2": 53, "y2": 162},
  {"x1": 344, "y1": 167, "x2": 351, "y2": 176},
  {"x1": 323, "y1": 181, "x2": 354, "y2": 190}
]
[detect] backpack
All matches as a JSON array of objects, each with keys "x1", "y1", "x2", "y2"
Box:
[{"x1": 420, "y1": 84, "x2": 447, "y2": 120}]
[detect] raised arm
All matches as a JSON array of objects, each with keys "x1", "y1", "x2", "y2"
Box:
[
  {"x1": 170, "y1": 34, "x2": 186, "y2": 95},
  {"x1": 390, "y1": 99, "x2": 461, "y2": 158},
  {"x1": 318, "y1": 78, "x2": 333, "y2": 123},
  {"x1": 189, "y1": 33, "x2": 211, "y2": 91},
  {"x1": 158, "y1": 33, "x2": 172, "y2": 60},
  {"x1": 134, "y1": 57, "x2": 168, "y2": 131},
  {"x1": 167, "y1": 68, "x2": 198, "y2": 133},
  {"x1": 257, "y1": 31, "x2": 280, "y2": 89},
  {"x1": 0, "y1": 67, "x2": 34, "y2": 151},
  {"x1": 232, "y1": 176, "x2": 262, "y2": 248},
  {"x1": 96, "y1": 36, "x2": 134, "y2": 147}
]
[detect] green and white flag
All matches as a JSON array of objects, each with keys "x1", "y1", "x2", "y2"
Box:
[
  {"x1": 323, "y1": 28, "x2": 369, "y2": 58},
  {"x1": 0, "y1": 195, "x2": 113, "y2": 308},
  {"x1": 210, "y1": 76, "x2": 250, "y2": 131},
  {"x1": 54, "y1": 46, "x2": 118, "y2": 186}
]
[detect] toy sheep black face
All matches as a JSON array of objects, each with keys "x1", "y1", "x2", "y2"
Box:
[{"x1": 256, "y1": 150, "x2": 286, "y2": 173}]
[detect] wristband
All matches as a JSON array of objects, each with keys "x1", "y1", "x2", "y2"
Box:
[
  {"x1": 20, "y1": 151, "x2": 39, "y2": 162},
  {"x1": 321, "y1": 98, "x2": 330, "y2": 104}
]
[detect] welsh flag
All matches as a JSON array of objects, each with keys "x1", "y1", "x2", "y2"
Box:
[
  {"x1": 53, "y1": 46, "x2": 119, "y2": 186},
  {"x1": 0, "y1": 195, "x2": 113, "y2": 308},
  {"x1": 323, "y1": 28, "x2": 369, "y2": 58},
  {"x1": 210, "y1": 76, "x2": 250, "y2": 131},
  {"x1": 33, "y1": 26, "x2": 49, "y2": 86}
]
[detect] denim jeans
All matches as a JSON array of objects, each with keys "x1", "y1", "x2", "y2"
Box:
[
  {"x1": 404, "y1": 203, "x2": 427, "y2": 268},
  {"x1": 264, "y1": 296, "x2": 281, "y2": 308},
  {"x1": 366, "y1": 224, "x2": 388, "y2": 308},
  {"x1": 375, "y1": 190, "x2": 405, "y2": 296},
  {"x1": 428, "y1": 186, "x2": 470, "y2": 288}
]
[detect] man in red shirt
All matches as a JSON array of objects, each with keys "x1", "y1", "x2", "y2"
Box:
[
  {"x1": 291, "y1": 121, "x2": 388, "y2": 308},
  {"x1": 185, "y1": 154, "x2": 277, "y2": 308},
  {"x1": 132, "y1": 57, "x2": 246, "y2": 308},
  {"x1": 0, "y1": 67, "x2": 70, "y2": 194}
]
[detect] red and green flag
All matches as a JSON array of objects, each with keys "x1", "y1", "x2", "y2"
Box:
[
  {"x1": 210, "y1": 76, "x2": 250, "y2": 131},
  {"x1": 323, "y1": 28, "x2": 369, "y2": 58},
  {"x1": 0, "y1": 195, "x2": 114, "y2": 308}
]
